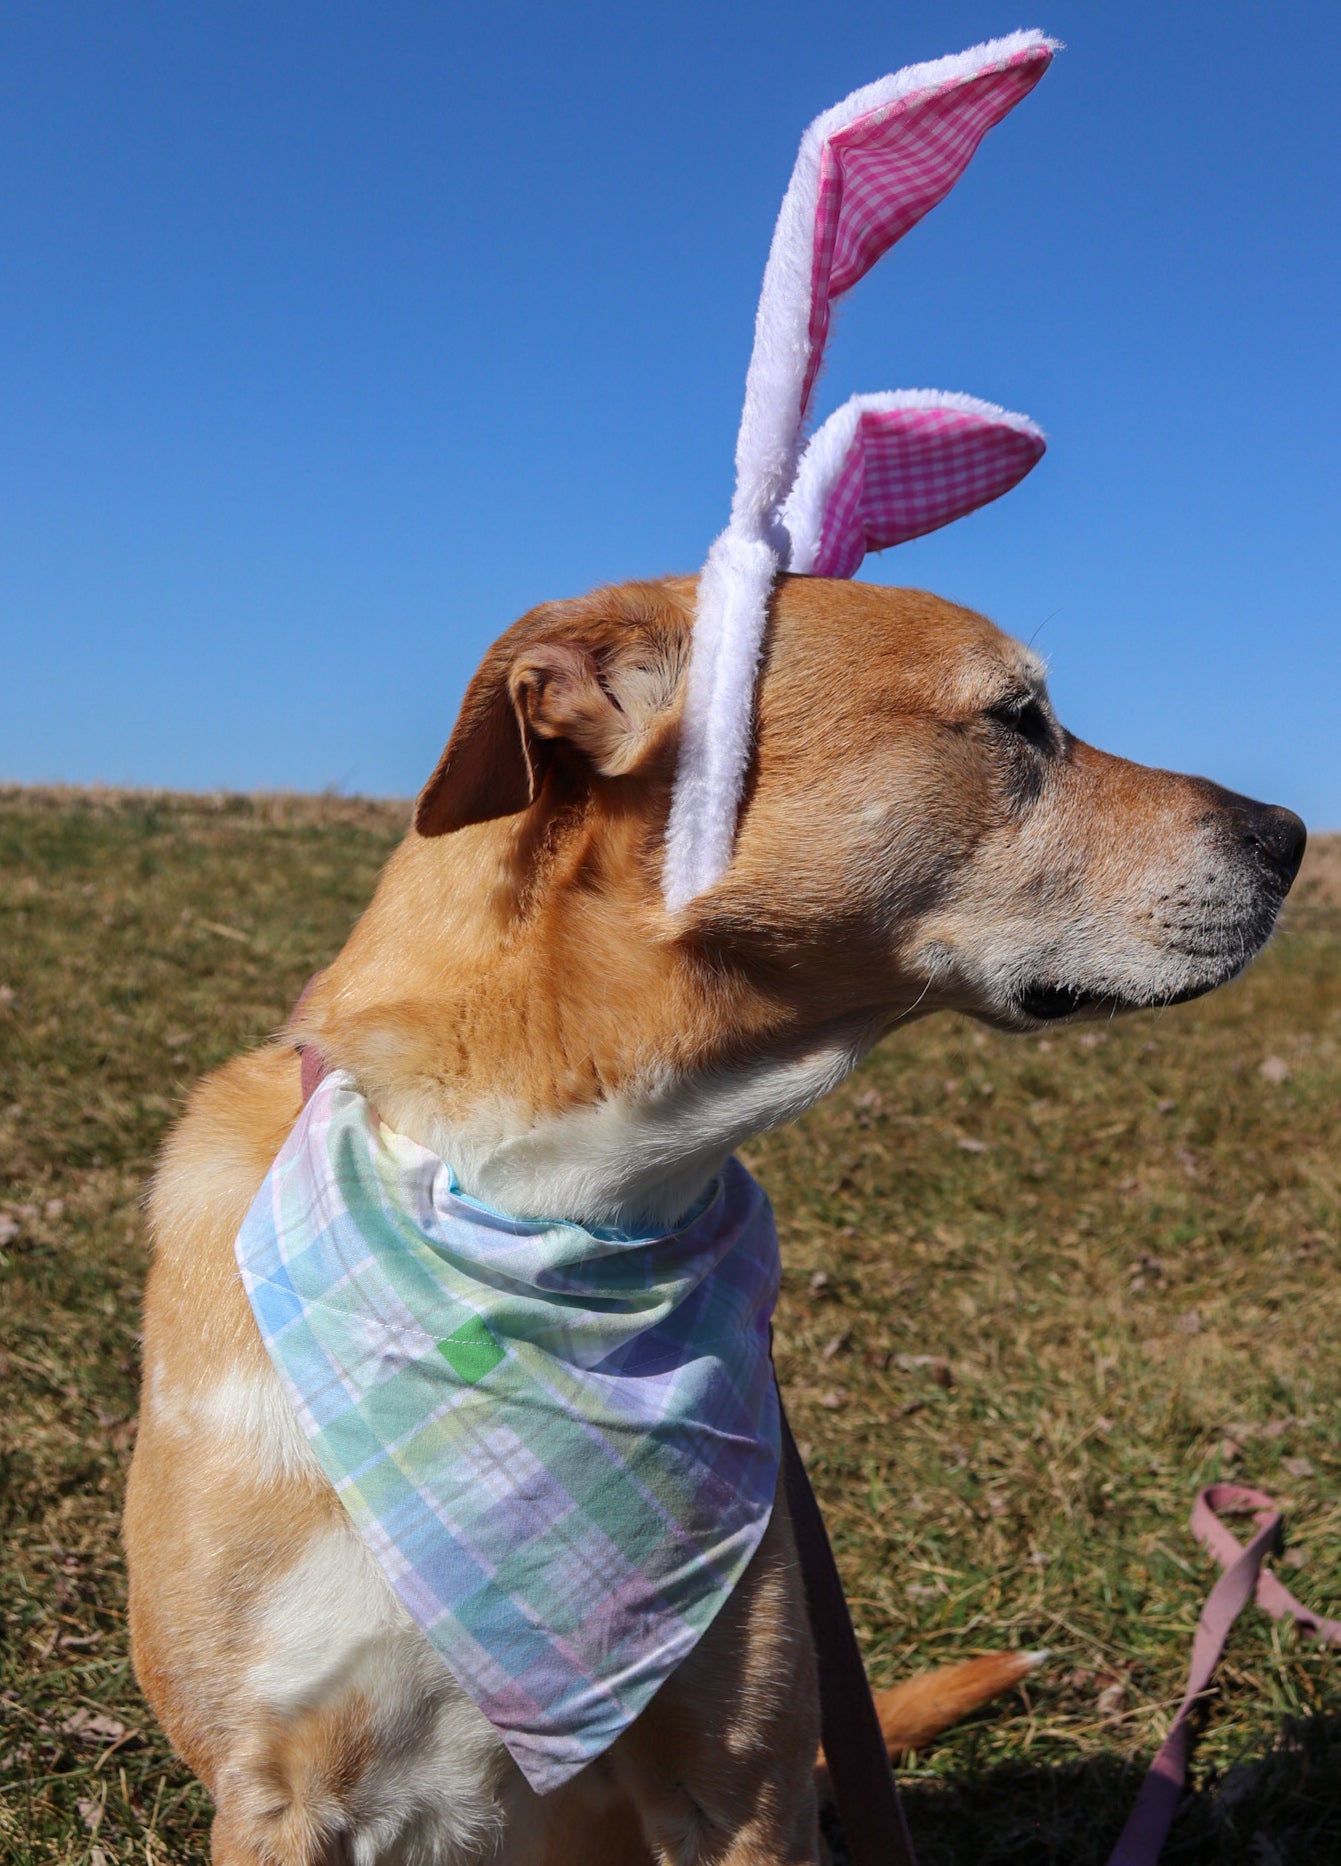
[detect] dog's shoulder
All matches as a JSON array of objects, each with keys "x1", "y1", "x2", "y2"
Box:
[
  {"x1": 139, "y1": 1040, "x2": 304, "y2": 1389},
  {"x1": 149, "y1": 1040, "x2": 302, "y2": 1260}
]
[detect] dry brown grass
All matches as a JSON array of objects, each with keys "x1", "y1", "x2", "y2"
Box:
[{"x1": 1, "y1": 789, "x2": 1337, "y2": 1863}]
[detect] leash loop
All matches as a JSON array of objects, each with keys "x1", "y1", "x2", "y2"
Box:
[{"x1": 1105, "y1": 1484, "x2": 1341, "y2": 1865}]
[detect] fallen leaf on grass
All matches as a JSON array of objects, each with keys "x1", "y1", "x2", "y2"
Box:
[
  {"x1": 1178, "y1": 1309, "x2": 1202, "y2": 1335},
  {"x1": 956, "y1": 1136, "x2": 988, "y2": 1154},
  {"x1": 1258, "y1": 1056, "x2": 1290, "y2": 1085},
  {"x1": 77, "y1": 1796, "x2": 104, "y2": 1834},
  {"x1": 894, "y1": 1354, "x2": 953, "y2": 1388},
  {"x1": 1282, "y1": 1456, "x2": 1315, "y2": 1479},
  {"x1": 61, "y1": 1708, "x2": 128, "y2": 1745},
  {"x1": 1227, "y1": 1417, "x2": 1294, "y2": 1442},
  {"x1": 818, "y1": 1388, "x2": 848, "y2": 1411},
  {"x1": 1097, "y1": 1682, "x2": 1127, "y2": 1718}
]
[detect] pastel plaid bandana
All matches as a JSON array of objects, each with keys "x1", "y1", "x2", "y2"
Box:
[{"x1": 235, "y1": 1071, "x2": 781, "y2": 1793}]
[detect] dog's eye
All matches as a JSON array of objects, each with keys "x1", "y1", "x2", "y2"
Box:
[{"x1": 987, "y1": 695, "x2": 1053, "y2": 753}]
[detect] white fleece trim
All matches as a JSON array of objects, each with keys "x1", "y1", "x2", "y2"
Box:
[
  {"x1": 663, "y1": 30, "x2": 1058, "y2": 912},
  {"x1": 782, "y1": 390, "x2": 1047, "y2": 574},
  {"x1": 662, "y1": 529, "x2": 779, "y2": 913}
]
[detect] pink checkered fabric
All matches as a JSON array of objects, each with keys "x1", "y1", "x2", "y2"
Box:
[
  {"x1": 801, "y1": 44, "x2": 1052, "y2": 421},
  {"x1": 810, "y1": 403, "x2": 1045, "y2": 578}
]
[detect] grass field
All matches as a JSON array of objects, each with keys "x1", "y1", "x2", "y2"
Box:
[{"x1": 2, "y1": 785, "x2": 1338, "y2": 1865}]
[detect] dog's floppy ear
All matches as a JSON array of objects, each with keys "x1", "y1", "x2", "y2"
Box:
[
  {"x1": 412, "y1": 642, "x2": 545, "y2": 838},
  {"x1": 415, "y1": 592, "x2": 689, "y2": 838}
]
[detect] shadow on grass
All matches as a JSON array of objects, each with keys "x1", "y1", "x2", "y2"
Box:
[{"x1": 821, "y1": 1715, "x2": 1341, "y2": 1865}]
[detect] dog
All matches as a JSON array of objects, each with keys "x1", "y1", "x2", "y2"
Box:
[{"x1": 124, "y1": 573, "x2": 1304, "y2": 1865}]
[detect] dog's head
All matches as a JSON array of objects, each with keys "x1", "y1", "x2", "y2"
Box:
[
  {"x1": 414, "y1": 575, "x2": 1302, "y2": 1032},
  {"x1": 319, "y1": 575, "x2": 1301, "y2": 1223}
]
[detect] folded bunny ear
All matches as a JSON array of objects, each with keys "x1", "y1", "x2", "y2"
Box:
[
  {"x1": 663, "y1": 32, "x2": 1057, "y2": 912},
  {"x1": 782, "y1": 391, "x2": 1046, "y2": 580}
]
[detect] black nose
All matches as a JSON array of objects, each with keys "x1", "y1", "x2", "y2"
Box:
[{"x1": 1231, "y1": 800, "x2": 1307, "y2": 887}]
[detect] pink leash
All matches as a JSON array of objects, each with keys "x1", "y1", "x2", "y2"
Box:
[
  {"x1": 1105, "y1": 1483, "x2": 1341, "y2": 1865},
  {"x1": 286, "y1": 993, "x2": 1334, "y2": 1861}
]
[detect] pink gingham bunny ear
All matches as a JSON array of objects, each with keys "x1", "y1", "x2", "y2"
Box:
[
  {"x1": 663, "y1": 31, "x2": 1056, "y2": 912},
  {"x1": 782, "y1": 391, "x2": 1046, "y2": 580}
]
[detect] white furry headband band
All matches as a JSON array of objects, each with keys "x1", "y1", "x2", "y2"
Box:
[{"x1": 662, "y1": 31, "x2": 1057, "y2": 911}]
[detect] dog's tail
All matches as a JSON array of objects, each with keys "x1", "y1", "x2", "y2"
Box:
[{"x1": 815, "y1": 1650, "x2": 1046, "y2": 1795}]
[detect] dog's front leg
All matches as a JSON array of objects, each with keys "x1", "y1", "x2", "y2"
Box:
[{"x1": 599, "y1": 1478, "x2": 824, "y2": 1866}]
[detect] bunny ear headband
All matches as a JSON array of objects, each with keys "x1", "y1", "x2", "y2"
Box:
[{"x1": 662, "y1": 30, "x2": 1058, "y2": 911}]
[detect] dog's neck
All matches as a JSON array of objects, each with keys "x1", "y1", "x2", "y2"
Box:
[
  {"x1": 296, "y1": 824, "x2": 884, "y2": 1233},
  {"x1": 402, "y1": 1018, "x2": 878, "y2": 1232}
]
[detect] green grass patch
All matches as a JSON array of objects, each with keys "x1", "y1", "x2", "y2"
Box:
[{"x1": 1, "y1": 787, "x2": 1338, "y2": 1863}]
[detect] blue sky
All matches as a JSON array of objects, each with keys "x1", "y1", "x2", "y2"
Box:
[{"x1": 3, "y1": 2, "x2": 1337, "y2": 823}]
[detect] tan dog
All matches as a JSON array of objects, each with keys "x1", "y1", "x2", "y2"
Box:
[{"x1": 125, "y1": 575, "x2": 1304, "y2": 1866}]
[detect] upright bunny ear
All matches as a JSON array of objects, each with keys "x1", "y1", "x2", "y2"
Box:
[
  {"x1": 795, "y1": 43, "x2": 1055, "y2": 428},
  {"x1": 662, "y1": 31, "x2": 1057, "y2": 913},
  {"x1": 782, "y1": 391, "x2": 1046, "y2": 580},
  {"x1": 729, "y1": 30, "x2": 1057, "y2": 546}
]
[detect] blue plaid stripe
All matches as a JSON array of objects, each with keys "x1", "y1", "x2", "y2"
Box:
[{"x1": 235, "y1": 1072, "x2": 779, "y2": 1793}]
